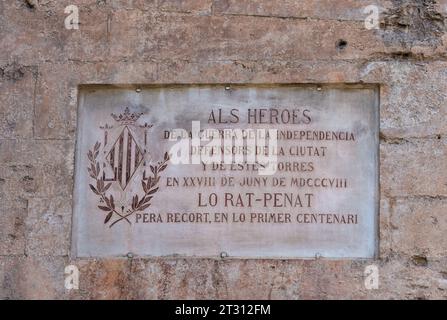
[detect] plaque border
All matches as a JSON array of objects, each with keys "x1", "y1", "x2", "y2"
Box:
[{"x1": 71, "y1": 84, "x2": 380, "y2": 260}]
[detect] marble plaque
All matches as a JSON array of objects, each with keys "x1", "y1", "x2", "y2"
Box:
[{"x1": 72, "y1": 85, "x2": 379, "y2": 258}]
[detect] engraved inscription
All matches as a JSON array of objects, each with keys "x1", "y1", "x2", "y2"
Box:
[{"x1": 73, "y1": 85, "x2": 379, "y2": 258}]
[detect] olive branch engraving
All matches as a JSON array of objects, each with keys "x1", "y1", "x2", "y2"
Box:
[{"x1": 87, "y1": 141, "x2": 169, "y2": 228}]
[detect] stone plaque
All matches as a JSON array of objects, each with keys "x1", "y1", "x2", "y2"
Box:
[{"x1": 72, "y1": 85, "x2": 379, "y2": 258}]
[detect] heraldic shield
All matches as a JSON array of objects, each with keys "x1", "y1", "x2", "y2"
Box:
[{"x1": 86, "y1": 107, "x2": 169, "y2": 228}]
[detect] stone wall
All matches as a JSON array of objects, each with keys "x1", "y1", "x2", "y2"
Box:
[{"x1": 0, "y1": 0, "x2": 446, "y2": 299}]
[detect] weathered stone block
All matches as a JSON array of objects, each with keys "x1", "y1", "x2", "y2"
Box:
[
  {"x1": 379, "y1": 197, "x2": 392, "y2": 258},
  {"x1": 380, "y1": 138, "x2": 447, "y2": 197},
  {"x1": 377, "y1": 62, "x2": 447, "y2": 138},
  {"x1": 71, "y1": 259, "x2": 130, "y2": 299},
  {"x1": 159, "y1": 0, "x2": 212, "y2": 14},
  {"x1": 0, "y1": 256, "x2": 67, "y2": 299},
  {"x1": 0, "y1": 140, "x2": 74, "y2": 198},
  {"x1": 33, "y1": 64, "x2": 78, "y2": 139},
  {"x1": 26, "y1": 197, "x2": 71, "y2": 256},
  {"x1": 0, "y1": 200, "x2": 27, "y2": 256},
  {"x1": 127, "y1": 259, "x2": 287, "y2": 299},
  {"x1": 150, "y1": 14, "x2": 388, "y2": 62},
  {"x1": 373, "y1": 258, "x2": 447, "y2": 299},
  {"x1": 390, "y1": 197, "x2": 447, "y2": 258},
  {"x1": 0, "y1": 62, "x2": 35, "y2": 139}
]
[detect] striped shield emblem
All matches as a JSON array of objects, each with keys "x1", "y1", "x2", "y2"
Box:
[{"x1": 106, "y1": 126, "x2": 144, "y2": 190}]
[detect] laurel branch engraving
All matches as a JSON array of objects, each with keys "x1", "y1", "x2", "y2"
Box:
[{"x1": 87, "y1": 141, "x2": 169, "y2": 228}]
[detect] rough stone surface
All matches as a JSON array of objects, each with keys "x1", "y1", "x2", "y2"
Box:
[
  {"x1": 381, "y1": 138, "x2": 447, "y2": 197},
  {"x1": 0, "y1": 200, "x2": 27, "y2": 256},
  {"x1": 391, "y1": 197, "x2": 447, "y2": 258},
  {"x1": 0, "y1": 0, "x2": 446, "y2": 299}
]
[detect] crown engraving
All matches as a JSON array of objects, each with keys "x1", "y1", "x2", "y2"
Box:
[{"x1": 111, "y1": 107, "x2": 143, "y2": 125}]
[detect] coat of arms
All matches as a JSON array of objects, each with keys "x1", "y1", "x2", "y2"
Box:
[{"x1": 87, "y1": 107, "x2": 169, "y2": 228}]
